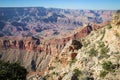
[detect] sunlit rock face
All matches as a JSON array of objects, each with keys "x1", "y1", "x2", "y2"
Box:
[
  {"x1": 0, "y1": 7, "x2": 117, "y2": 79},
  {"x1": 43, "y1": 11, "x2": 120, "y2": 80},
  {"x1": 103, "y1": 10, "x2": 120, "y2": 52},
  {"x1": 112, "y1": 10, "x2": 120, "y2": 26}
]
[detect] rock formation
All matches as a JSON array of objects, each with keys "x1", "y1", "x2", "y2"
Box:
[
  {"x1": 0, "y1": 7, "x2": 118, "y2": 80},
  {"x1": 43, "y1": 11, "x2": 120, "y2": 80},
  {"x1": 0, "y1": 7, "x2": 115, "y2": 38}
]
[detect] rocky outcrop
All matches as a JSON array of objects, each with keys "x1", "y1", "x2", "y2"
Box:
[
  {"x1": 0, "y1": 8, "x2": 116, "y2": 79},
  {"x1": 46, "y1": 22, "x2": 110, "y2": 48},
  {"x1": 112, "y1": 10, "x2": 120, "y2": 25},
  {"x1": 0, "y1": 20, "x2": 110, "y2": 79},
  {"x1": 0, "y1": 36, "x2": 53, "y2": 74},
  {"x1": 43, "y1": 11, "x2": 120, "y2": 80},
  {"x1": 0, "y1": 48, "x2": 52, "y2": 72},
  {"x1": 0, "y1": 36, "x2": 47, "y2": 52}
]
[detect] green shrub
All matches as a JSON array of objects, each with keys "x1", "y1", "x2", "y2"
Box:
[
  {"x1": 57, "y1": 59, "x2": 62, "y2": 63},
  {"x1": 48, "y1": 66, "x2": 55, "y2": 70},
  {"x1": 73, "y1": 68, "x2": 82, "y2": 76},
  {"x1": 88, "y1": 48, "x2": 97, "y2": 57},
  {"x1": 71, "y1": 68, "x2": 82, "y2": 80},
  {"x1": 107, "y1": 24, "x2": 112, "y2": 29},
  {"x1": 115, "y1": 32, "x2": 120, "y2": 38},
  {"x1": 114, "y1": 52, "x2": 120, "y2": 54},
  {"x1": 100, "y1": 70, "x2": 108, "y2": 78},
  {"x1": 98, "y1": 41, "x2": 105, "y2": 48},
  {"x1": 100, "y1": 46, "x2": 109, "y2": 58},
  {"x1": 83, "y1": 40, "x2": 90, "y2": 47},
  {"x1": 69, "y1": 59, "x2": 77, "y2": 66},
  {"x1": 102, "y1": 61, "x2": 115, "y2": 72},
  {"x1": 86, "y1": 77, "x2": 94, "y2": 80},
  {"x1": 100, "y1": 46, "x2": 109, "y2": 54},
  {"x1": 100, "y1": 29, "x2": 105, "y2": 40},
  {"x1": 52, "y1": 72, "x2": 59, "y2": 76},
  {"x1": 0, "y1": 60, "x2": 27, "y2": 80},
  {"x1": 44, "y1": 74, "x2": 50, "y2": 79}
]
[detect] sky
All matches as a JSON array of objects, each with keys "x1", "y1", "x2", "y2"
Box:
[{"x1": 0, "y1": 0, "x2": 119, "y2": 10}]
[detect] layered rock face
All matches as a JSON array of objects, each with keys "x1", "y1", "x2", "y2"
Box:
[
  {"x1": 43, "y1": 11, "x2": 120, "y2": 80},
  {"x1": 0, "y1": 7, "x2": 115, "y2": 38},
  {"x1": 0, "y1": 37, "x2": 45, "y2": 52},
  {"x1": 112, "y1": 10, "x2": 120, "y2": 25},
  {"x1": 0, "y1": 37, "x2": 52, "y2": 72},
  {"x1": 0, "y1": 21, "x2": 110, "y2": 74},
  {"x1": 0, "y1": 36, "x2": 66, "y2": 73},
  {"x1": 0, "y1": 7, "x2": 117, "y2": 79}
]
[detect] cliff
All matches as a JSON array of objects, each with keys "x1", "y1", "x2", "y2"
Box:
[
  {"x1": 0, "y1": 8, "x2": 117, "y2": 79},
  {"x1": 0, "y1": 20, "x2": 110, "y2": 74},
  {"x1": 43, "y1": 11, "x2": 120, "y2": 80}
]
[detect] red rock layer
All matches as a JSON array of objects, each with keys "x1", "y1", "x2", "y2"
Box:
[{"x1": 0, "y1": 22, "x2": 110, "y2": 55}]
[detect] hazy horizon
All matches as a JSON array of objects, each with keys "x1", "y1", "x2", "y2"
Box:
[{"x1": 0, "y1": 0, "x2": 119, "y2": 10}]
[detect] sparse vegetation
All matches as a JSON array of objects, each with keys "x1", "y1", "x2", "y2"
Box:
[
  {"x1": 100, "y1": 61, "x2": 120, "y2": 78},
  {"x1": 69, "y1": 59, "x2": 77, "y2": 66},
  {"x1": 99, "y1": 46, "x2": 109, "y2": 58},
  {"x1": 57, "y1": 59, "x2": 62, "y2": 63},
  {"x1": 73, "y1": 68, "x2": 82, "y2": 76},
  {"x1": 98, "y1": 41, "x2": 105, "y2": 48},
  {"x1": 100, "y1": 28, "x2": 105, "y2": 40},
  {"x1": 48, "y1": 66, "x2": 55, "y2": 70},
  {"x1": 88, "y1": 48, "x2": 97, "y2": 57},
  {"x1": 52, "y1": 72, "x2": 59, "y2": 76},
  {"x1": 86, "y1": 77, "x2": 94, "y2": 80},
  {"x1": 83, "y1": 40, "x2": 90, "y2": 47},
  {"x1": 44, "y1": 74, "x2": 50, "y2": 79},
  {"x1": 100, "y1": 70, "x2": 108, "y2": 78},
  {"x1": 113, "y1": 51, "x2": 120, "y2": 54},
  {"x1": 100, "y1": 61, "x2": 116, "y2": 78},
  {"x1": 107, "y1": 24, "x2": 112, "y2": 29},
  {"x1": 100, "y1": 46, "x2": 109, "y2": 54},
  {"x1": 71, "y1": 68, "x2": 82, "y2": 80},
  {"x1": 102, "y1": 61, "x2": 115, "y2": 72},
  {"x1": 115, "y1": 32, "x2": 120, "y2": 38},
  {"x1": 98, "y1": 41, "x2": 110, "y2": 59}
]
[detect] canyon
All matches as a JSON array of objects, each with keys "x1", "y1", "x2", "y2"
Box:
[{"x1": 0, "y1": 7, "x2": 119, "y2": 80}]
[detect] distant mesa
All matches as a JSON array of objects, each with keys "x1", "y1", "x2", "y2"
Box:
[{"x1": 0, "y1": 7, "x2": 115, "y2": 38}]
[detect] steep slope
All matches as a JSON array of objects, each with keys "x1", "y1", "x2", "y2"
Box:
[
  {"x1": 0, "y1": 36, "x2": 52, "y2": 73},
  {"x1": 0, "y1": 21, "x2": 110, "y2": 74},
  {"x1": 43, "y1": 11, "x2": 120, "y2": 80},
  {"x1": 0, "y1": 16, "x2": 113, "y2": 80},
  {"x1": 0, "y1": 8, "x2": 117, "y2": 80}
]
